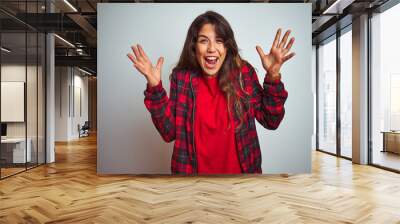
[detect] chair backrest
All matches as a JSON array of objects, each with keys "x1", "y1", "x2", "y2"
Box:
[{"x1": 82, "y1": 121, "x2": 90, "y2": 129}]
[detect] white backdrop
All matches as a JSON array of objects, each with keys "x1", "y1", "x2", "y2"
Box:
[{"x1": 98, "y1": 3, "x2": 312, "y2": 174}]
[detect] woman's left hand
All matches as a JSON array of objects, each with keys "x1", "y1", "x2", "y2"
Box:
[{"x1": 256, "y1": 29, "x2": 295, "y2": 81}]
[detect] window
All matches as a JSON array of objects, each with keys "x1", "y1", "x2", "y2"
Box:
[
  {"x1": 371, "y1": 3, "x2": 400, "y2": 171},
  {"x1": 318, "y1": 36, "x2": 337, "y2": 155},
  {"x1": 340, "y1": 28, "x2": 352, "y2": 158}
]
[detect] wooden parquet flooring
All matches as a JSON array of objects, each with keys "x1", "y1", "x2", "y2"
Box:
[
  {"x1": 1, "y1": 134, "x2": 400, "y2": 223},
  {"x1": 0, "y1": 167, "x2": 26, "y2": 178}
]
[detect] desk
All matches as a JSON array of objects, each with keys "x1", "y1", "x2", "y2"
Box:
[
  {"x1": 1, "y1": 138, "x2": 31, "y2": 163},
  {"x1": 381, "y1": 131, "x2": 400, "y2": 154}
]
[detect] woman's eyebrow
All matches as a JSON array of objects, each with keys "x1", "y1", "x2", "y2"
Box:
[
  {"x1": 198, "y1": 35, "x2": 222, "y2": 40},
  {"x1": 198, "y1": 34, "x2": 209, "y2": 39}
]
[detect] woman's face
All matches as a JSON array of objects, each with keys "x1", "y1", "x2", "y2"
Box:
[{"x1": 195, "y1": 23, "x2": 227, "y2": 76}]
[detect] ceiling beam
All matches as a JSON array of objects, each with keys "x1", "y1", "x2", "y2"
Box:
[{"x1": 55, "y1": 55, "x2": 96, "y2": 71}]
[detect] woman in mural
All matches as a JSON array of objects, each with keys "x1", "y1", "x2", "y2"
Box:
[{"x1": 127, "y1": 11, "x2": 294, "y2": 174}]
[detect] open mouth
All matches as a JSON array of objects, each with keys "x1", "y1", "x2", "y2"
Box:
[{"x1": 204, "y1": 56, "x2": 219, "y2": 69}]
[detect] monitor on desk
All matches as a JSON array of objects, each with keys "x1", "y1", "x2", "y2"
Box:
[{"x1": 1, "y1": 123, "x2": 7, "y2": 138}]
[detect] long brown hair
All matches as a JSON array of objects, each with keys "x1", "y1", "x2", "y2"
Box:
[{"x1": 174, "y1": 11, "x2": 248, "y2": 129}]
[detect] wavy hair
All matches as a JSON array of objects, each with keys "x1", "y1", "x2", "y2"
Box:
[{"x1": 173, "y1": 11, "x2": 248, "y2": 129}]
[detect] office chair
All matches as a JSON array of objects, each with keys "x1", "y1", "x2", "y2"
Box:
[{"x1": 79, "y1": 121, "x2": 90, "y2": 138}]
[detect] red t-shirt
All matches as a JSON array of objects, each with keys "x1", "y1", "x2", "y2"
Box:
[{"x1": 194, "y1": 74, "x2": 242, "y2": 174}]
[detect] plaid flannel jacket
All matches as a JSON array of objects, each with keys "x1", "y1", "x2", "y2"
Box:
[{"x1": 144, "y1": 62, "x2": 288, "y2": 174}]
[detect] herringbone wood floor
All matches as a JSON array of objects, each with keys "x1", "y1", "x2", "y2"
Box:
[{"x1": 1, "y1": 134, "x2": 400, "y2": 224}]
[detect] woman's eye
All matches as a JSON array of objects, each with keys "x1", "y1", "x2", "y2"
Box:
[
  {"x1": 216, "y1": 39, "x2": 224, "y2": 44},
  {"x1": 199, "y1": 39, "x2": 208, "y2": 44}
]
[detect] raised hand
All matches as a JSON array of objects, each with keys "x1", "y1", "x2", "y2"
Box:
[
  {"x1": 127, "y1": 44, "x2": 164, "y2": 87},
  {"x1": 256, "y1": 29, "x2": 295, "y2": 81}
]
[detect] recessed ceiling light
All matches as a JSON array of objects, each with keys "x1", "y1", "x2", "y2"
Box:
[
  {"x1": 54, "y1": 34, "x2": 75, "y2": 48},
  {"x1": 322, "y1": 0, "x2": 354, "y2": 15},
  {"x1": 78, "y1": 67, "x2": 93, "y2": 76},
  {"x1": 1, "y1": 47, "x2": 11, "y2": 53},
  {"x1": 63, "y1": 0, "x2": 78, "y2": 12}
]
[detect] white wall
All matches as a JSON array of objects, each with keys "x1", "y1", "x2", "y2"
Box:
[
  {"x1": 55, "y1": 67, "x2": 89, "y2": 141},
  {"x1": 98, "y1": 3, "x2": 312, "y2": 174},
  {"x1": 72, "y1": 72, "x2": 89, "y2": 138},
  {"x1": 55, "y1": 67, "x2": 69, "y2": 141}
]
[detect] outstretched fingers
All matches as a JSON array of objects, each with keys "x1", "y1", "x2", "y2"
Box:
[
  {"x1": 256, "y1": 45, "x2": 265, "y2": 58},
  {"x1": 272, "y1": 28, "x2": 281, "y2": 49},
  {"x1": 156, "y1": 57, "x2": 164, "y2": 70},
  {"x1": 278, "y1": 30, "x2": 291, "y2": 49},
  {"x1": 127, "y1": 45, "x2": 146, "y2": 73},
  {"x1": 137, "y1": 44, "x2": 150, "y2": 62},
  {"x1": 127, "y1": 53, "x2": 137, "y2": 65},
  {"x1": 283, "y1": 52, "x2": 296, "y2": 62},
  {"x1": 131, "y1": 45, "x2": 141, "y2": 61},
  {"x1": 283, "y1": 37, "x2": 295, "y2": 54}
]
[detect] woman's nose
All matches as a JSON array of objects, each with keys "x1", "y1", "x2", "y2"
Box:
[{"x1": 207, "y1": 41, "x2": 216, "y2": 52}]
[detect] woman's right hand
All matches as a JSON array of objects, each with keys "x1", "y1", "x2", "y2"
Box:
[{"x1": 127, "y1": 44, "x2": 164, "y2": 87}]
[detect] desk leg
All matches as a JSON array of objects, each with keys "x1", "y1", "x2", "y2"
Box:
[{"x1": 382, "y1": 133, "x2": 386, "y2": 152}]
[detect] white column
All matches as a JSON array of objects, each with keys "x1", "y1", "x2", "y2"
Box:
[
  {"x1": 352, "y1": 14, "x2": 369, "y2": 164},
  {"x1": 46, "y1": 1, "x2": 55, "y2": 163},
  {"x1": 46, "y1": 33, "x2": 55, "y2": 163}
]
